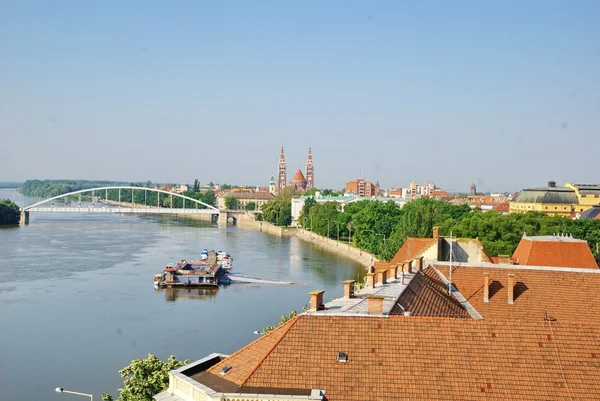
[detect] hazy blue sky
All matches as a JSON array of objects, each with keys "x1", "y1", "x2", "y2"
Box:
[{"x1": 2, "y1": 1, "x2": 599, "y2": 192}]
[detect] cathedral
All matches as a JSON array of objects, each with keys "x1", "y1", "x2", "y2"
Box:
[{"x1": 271, "y1": 147, "x2": 314, "y2": 194}]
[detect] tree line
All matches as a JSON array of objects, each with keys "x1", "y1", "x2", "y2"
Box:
[
  {"x1": 19, "y1": 179, "x2": 217, "y2": 208},
  {"x1": 297, "y1": 196, "x2": 600, "y2": 262}
]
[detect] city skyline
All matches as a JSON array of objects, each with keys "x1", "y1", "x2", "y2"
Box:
[{"x1": 2, "y1": 1, "x2": 598, "y2": 192}]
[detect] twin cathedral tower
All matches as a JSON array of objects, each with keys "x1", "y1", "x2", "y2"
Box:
[{"x1": 269, "y1": 147, "x2": 314, "y2": 194}]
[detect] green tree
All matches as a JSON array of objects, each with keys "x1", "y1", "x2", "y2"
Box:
[
  {"x1": 0, "y1": 199, "x2": 20, "y2": 225},
  {"x1": 104, "y1": 354, "x2": 187, "y2": 401},
  {"x1": 245, "y1": 201, "x2": 256, "y2": 211},
  {"x1": 192, "y1": 179, "x2": 200, "y2": 192},
  {"x1": 225, "y1": 196, "x2": 240, "y2": 210},
  {"x1": 261, "y1": 187, "x2": 297, "y2": 226},
  {"x1": 298, "y1": 197, "x2": 317, "y2": 228}
]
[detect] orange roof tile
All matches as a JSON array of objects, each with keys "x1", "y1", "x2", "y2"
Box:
[
  {"x1": 439, "y1": 264, "x2": 600, "y2": 323},
  {"x1": 291, "y1": 169, "x2": 306, "y2": 182},
  {"x1": 201, "y1": 315, "x2": 600, "y2": 400},
  {"x1": 390, "y1": 237, "x2": 437, "y2": 265},
  {"x1": 512, "y1": 236, "x2": 598, "y2": 268},
  {"x1": 493, "y1": 202, "x2": 509, "y2": 211}
]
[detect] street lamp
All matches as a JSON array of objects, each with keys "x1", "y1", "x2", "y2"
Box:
[{"x1": 55, "y1": 387, "x2": 93, "y2": 401}]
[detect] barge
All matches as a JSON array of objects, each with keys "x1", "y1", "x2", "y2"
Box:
[{"x1": 154, "y1": 259, "x2": 228, "y2": 288}]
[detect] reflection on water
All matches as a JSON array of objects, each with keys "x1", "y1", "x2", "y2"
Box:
[
  {"x1": 160, "y1": 286, "x2": 219, "y2": 302},
  {"x1": 0, "y1": 189, "x2": 365, "y2": 401}
]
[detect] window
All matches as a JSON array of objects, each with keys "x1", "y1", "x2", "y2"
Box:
[{"x1": 337, "y1": 352, "x2": 348, "y2": 363}]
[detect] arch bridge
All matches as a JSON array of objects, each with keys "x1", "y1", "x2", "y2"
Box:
[{"x1": 19, "y1": 186, "x2": 222, "y2": 224}]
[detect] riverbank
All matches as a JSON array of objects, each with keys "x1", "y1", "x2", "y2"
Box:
[
  {"x1": 224, "y1": 213, "x2": 376, "y2": 267},
  {"x1": 294, "y1": 228, "x2": 377, "y2": 268}
]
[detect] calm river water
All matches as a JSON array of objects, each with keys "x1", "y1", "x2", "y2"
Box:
[{"x1": 0, "y1": 189, "x2": 365, "y2": 401}]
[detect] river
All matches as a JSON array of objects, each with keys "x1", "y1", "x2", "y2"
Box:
[{"x1": 0, "y1": 188, "x2": 365, "y2": 401}]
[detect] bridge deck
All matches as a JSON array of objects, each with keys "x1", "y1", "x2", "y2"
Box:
[{"x1": 24, "y1": 207, "x2": 218, "y2": 214}]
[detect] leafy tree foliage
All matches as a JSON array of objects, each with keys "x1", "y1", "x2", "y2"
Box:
[
  {"x1": 21, "y1": 179, "x2": 129, "y2": 197},
  {"x1": 384, "y1": 198, "x2": 471, "y2": 258},
  {"x1": 224, "y1": 196, "x2": 240, "y2": 210},
  {"x1": 302, "y1": 188, "x2": 342, "y2": 197},
  {"x1": 192, "y1": 179, "x2": 200, "y2": 192},
  {"x1": 245, "y1": 201, "x2": 256, "y2": 211},
  {"x1": 261, "y1": 187, "x2": 297, "y2": 226},
  {"x1": 104, "y1": 354, "x2": 187, "y2": 401},
  {"x1": 0, "y1": 199, "x2": 20, "y2": 225}
]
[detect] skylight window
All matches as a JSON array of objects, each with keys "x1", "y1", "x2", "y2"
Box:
[
  {"x1": 219, "y1": 365, "x2": 232, "y2": 375},
  {"x1": 337, "y1": 352, "x2": 348, "y2": 363}
]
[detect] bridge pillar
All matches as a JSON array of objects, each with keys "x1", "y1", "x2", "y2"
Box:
[
  {"x1": 217, "y1": 211, "x2": 228, "y2": 226},
  {"x1": 20, "y1": 211, "x2": 29, "y2": 226}
]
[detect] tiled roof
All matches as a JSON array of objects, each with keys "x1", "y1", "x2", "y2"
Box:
[
  {"x1": 493, "y1": 202, "x2": 509, "y2": 211},
  {"x1": 291, "y1": 169, "x2": 306, "y2": 182},
  {"x1": 512, "y1": 236, "x2": 598, "y2": 268},
  {"x1": 392, "y1": 267, "x2": 471, "y2": 318},
  {"x1": 390, "y1": 238, "x2": 437, "y2": 265},
  {"x1": 438, "y1": 263, "x2": 600, "y2": 323},
  {"x1": 206, "y1": 316, "x2": 299, "y2": 385},
  {"x1": 203, "y1": 315, "x2": 600, "y2": 400}
]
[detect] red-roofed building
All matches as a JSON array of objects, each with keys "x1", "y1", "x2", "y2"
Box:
[
  {"x1": 492, "y1": 201, "x2": 509, "y2": 214},
  {"x1": 512, "y1": 235, "x2": 598, "y2": 269},
  {"x1": 289, "y1": 169, "x2": 307, "y2": 192},
  {"x1": 389, "y1": 227, "x2": 494, "y2": 265}
]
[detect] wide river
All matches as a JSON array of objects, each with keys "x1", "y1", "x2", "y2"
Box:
[{"x1": 0, "y1": 189, "x2": 365, "y2": 401}]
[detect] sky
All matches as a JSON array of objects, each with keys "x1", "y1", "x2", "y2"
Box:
[{"x1": 1, "y1": 1, "x2": 599, "y2": 193}]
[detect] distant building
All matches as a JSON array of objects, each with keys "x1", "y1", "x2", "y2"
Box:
[
  {"x1": 173, "y1": 184, "x2": 189, "y2": 194},
  {"x1": 275, "y1": 147, "x2": 314, "y2": 194},
  {"x1": 512, "y1": 234, "x2": 598, "y2": 269},
  {"x1": 277, "y1": 147, "x2": 287, "y2": 193},
  {"x1": 290, "y1": 169, "x2": 307, "y2": 192},
  {"x1": 345, "y1": 177, "x2": 379, "y2": 198},
  {"x1": 398, "y1": 181, "x2": 436, "y2": 200},
  {"x1": 217, "y1": 191, "x2": 275, "y2": 210},
  {"x1": 470, "y1": 183, "x2": 477, "y2": 196},
  {"x1": 268, "y1": 176, "x2": 276, "y2": 195},
  {"x1": 305, "y1": 147, "x2": 314, "y2": 190},
  {"x1": 580, "y1": 206, "x2": 600, "y2": 220},
  {"x1": 509, "y1": 181, "x2": 600, "y2": 216}
]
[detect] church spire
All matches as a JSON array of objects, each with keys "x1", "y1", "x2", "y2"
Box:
[
  {"x1": 277, "y1": 147, "x2": 287, "y2": 193},
  {"x1": 305, "y1": 147, "x2": 314, "y2": 190}
]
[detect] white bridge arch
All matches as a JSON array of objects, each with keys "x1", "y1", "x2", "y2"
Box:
[{"x1": 21, "y1": 186, "x2": 220, "y2": 215}]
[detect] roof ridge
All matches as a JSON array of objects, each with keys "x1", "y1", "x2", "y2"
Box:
[{"x1": 239, "y1": 314, "x2": 301, "y2": 386}]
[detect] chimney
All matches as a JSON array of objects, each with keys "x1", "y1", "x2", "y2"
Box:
[
  {"x1": 343, "y1": 280, "x2": 355, "y2": 298},
  {"x1": 507, "y1": 274, "x2": 514, "y2": 305},
  {"x1": 433, "y1": 226, "x2": 440, "y2": 239},
  {"x1": 414, "y1": 256, "x2": 424, "y2": 272},
  {"x1": 309, "y1": 290, "x2": 325, "y2": 311},
  {"x1": 387, "y1": 265, "x2": 398, "y2": 281},
  {"x1": 376, "y1": 270, "x2": 387, "y2": 286},
  {"x1": 483, "y1": 272, "x2": 490, "y2": 303},
  {"x1": 403, "y1": 260, "x2": 413, "y2": 273},
  {"x1": 367, "y1": 296, "x2": 384, "y2": 314},
  {"x1": 366, "y1": 272, "x2": 376, "y2": 289}
]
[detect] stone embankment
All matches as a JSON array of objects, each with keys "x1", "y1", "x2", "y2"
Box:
[{"x1": 294, "y1": 228, "x2": 376, "y2": 268}]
